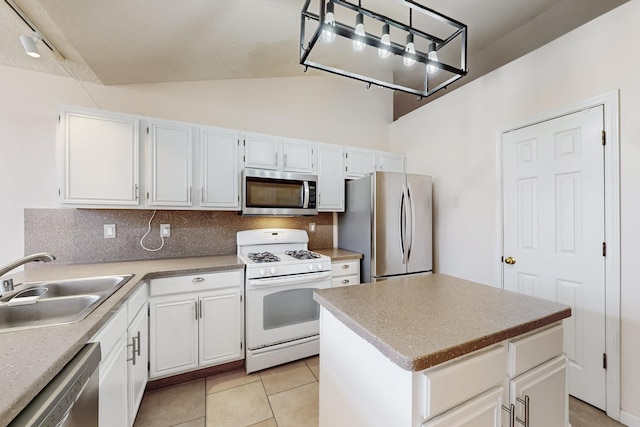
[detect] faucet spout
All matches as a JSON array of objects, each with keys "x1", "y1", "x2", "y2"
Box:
[{"x1": 0, "y1": 252, "x2": 56, "y2": 279}]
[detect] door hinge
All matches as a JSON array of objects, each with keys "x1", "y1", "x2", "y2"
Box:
[
  {"x1": 58, "y1": 188, "x2": 61, "y2": 197},
  {"x1": 603, "y1": 353, "x2": 607, "y2": 369},
  {"x1": 58, "y1": 115, "x2": 61, "y2": 123},
  {"x1": 601, "y1": 130, "x2": 606, "y2": 146},
  {"x1": 147, "y1": 126, "x2": 149, "y2": 135},
  {"x1": 602, "y1": 242, "x2": 607, "y2": 257},
  {"x1": 240, "y1": 294, "x2": 243, "y2": 302},
  {"x1": 240, "y1": 342, "x2": 243, "y2": 350}
]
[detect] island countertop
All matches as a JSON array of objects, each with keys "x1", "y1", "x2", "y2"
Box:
[{"x1": 313, "y1": 273, "x2": 571, "y2": 372}]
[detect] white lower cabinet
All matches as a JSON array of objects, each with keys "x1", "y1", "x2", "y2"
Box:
[
  {"x1": 90, "y1": 282, "x2": 149, "y2": 427},
  {"x1": 330, "y1": 260, "x2": 360, "y2": 287},
  {"x1": 149, "y1": 270, "x2": 244, "y2": 379}
]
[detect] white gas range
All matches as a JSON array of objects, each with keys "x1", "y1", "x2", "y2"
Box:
[{"x1": 237, "y1": 229, "x2": 331, "y2": 373}]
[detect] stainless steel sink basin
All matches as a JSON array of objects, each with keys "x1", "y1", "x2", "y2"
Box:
[{"x1": 0, "y1": 274, "x2": 134, "y2": 333}]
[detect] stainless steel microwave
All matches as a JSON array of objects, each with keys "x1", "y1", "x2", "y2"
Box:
[{"x1": 242, "y1": 168, "x2": 318, "y2": 216}]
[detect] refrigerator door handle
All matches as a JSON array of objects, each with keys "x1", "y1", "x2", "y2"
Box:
[
  {"x1": 406, "y1": 184, "x2": 414, "y2": 263},
  {"x1": 401, "y1": 184, "x2": 409, "y2": 264}
]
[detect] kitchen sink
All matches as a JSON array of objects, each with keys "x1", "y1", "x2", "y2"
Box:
[{"x1": 0, "y1": 274, "x2": 134, "y2": 333}]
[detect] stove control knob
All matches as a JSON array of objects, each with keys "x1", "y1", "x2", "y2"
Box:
[
  {"x1": 269, "y1": 267, "x2": 277, "y2": 275},
  {"x1": 316, "y1": 263, "x2": 323, "y2": 271},
  {"x1": 259, "y1": 268, "x2": 266, "y2": 277},
  {"x1": 308, "y1": 264, "x2": 314, "y2": 271}
]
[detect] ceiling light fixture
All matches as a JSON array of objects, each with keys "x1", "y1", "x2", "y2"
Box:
[
  {"x1": 300, "y1": 0, "x2": 468, "y2": 99},
  {"x1": 5, "y1": 0, "x2": 65, "y2": 60},
  {"x1": 20, "y1": 32, "x2": 40, "y2": 58}
]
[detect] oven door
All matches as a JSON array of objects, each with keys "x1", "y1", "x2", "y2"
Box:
[{"x1": 246, "y1": 271, "x2": 331, "y2": 349}]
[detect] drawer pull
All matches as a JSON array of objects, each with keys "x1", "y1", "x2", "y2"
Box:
[
  {"x1": 192, "y1": 277, "x2": 205, "y2": 283},
  {"x1": 341, "y1": 264, "x2": 350, "y2": 269},
  {"x1": 342, "y1": 279, "x2": 350, "y2": 284}
]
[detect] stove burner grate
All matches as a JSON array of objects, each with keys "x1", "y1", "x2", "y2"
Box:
[
  {"x1": 247, "y1": 252, "x2": 281, "y2": 263},
  {"x1": 285, "y1": 250, "x2": 321, "y2": 260}
]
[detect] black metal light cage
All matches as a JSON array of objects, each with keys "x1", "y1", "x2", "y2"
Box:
[{"x1": 300, "y1": 0, "x2": 468, "y2": 98}]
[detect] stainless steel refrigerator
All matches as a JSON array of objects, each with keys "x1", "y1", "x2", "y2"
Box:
[{"x1": 338, "y1": 171, "x2": 432, "y2": 283}]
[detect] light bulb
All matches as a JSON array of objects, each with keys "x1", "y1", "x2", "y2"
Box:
[
  {"x1": 322, "y1": 2, "x2": 336, "y2": 43},
  {"x1": 353, "y1": 13, "x2": 365, "y2": 52},
  {"x1": 426, "y1": 42, "x2": 439, "y2": 74},
  {"x1": 403, "y1": 34, "x2": 416, "y2": 67},
  {"x1": 378, "y1": 23, "x2": 391, "y2": 59}
]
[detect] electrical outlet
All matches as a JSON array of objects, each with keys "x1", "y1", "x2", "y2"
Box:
[
  {"x1": 104, "y1": 224, "x2": 116, "y2": 239},
  {"x1": 160, "y1": 224, "x2": 171, "y2": 237},
  {"x1": 309, "y1": 222, "x2": 316, "y2": 233}
]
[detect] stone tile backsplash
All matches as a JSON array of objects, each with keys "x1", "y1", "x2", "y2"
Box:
[{"x1": 25, "y1": 209, "x2": 333, "y2": 264}]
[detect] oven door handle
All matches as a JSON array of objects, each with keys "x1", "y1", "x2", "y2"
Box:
[{"x1": 248, "y1": 271, "x2": 331, "y2": 287}]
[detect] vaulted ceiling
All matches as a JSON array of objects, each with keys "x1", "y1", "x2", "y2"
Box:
[{"x1": 0, "y1": 0, "x2": 628, "y2": 119}]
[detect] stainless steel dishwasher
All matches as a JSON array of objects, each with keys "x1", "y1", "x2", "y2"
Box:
[{"x1": 9, "y1": 342, "x2": 100, "y2": 427}]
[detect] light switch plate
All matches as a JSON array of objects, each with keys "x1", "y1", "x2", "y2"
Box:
[
  {"x1": 160, "y1": 224, "x2": 171, "y2": 237},
  {"x1": 104, "y1": 224, "x2": 116, "y2": 239}
]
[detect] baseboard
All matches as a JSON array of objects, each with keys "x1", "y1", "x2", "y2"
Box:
[
  {"x1": 145, "y1": 360, "x2": 244, "y2": 391},
  {"x1": 620, "y1": 409, "x2": 640, "y2": 427}
]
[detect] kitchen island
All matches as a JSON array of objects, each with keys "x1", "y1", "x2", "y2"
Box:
[{"x1": 313, "y1": 274, "x2": 572, "y2": 427}]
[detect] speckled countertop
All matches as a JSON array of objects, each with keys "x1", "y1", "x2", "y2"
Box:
[
  {"x1": 313, "y1": 248, "x2": 363, "y2": 261},
  {"x1": 0, "y1": 255, "x2": 244, "y2": 427},
  {"x1": 314, "y1": 273, "x2": 571, "y2": 372}
]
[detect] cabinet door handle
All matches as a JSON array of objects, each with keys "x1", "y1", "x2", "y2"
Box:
[
  {"x1": 188, "y1": 186, "x2": 192, "y2": 203},
  {"x1": 195, "y1": 300, "x2": 198, "y2": 320},
  {"x1": 134, "y1": 184, "x2": 139, "y2": 201},
  {"x1": 275, "y1": 152, "x2": 278, "y2": 167},
  {"x1": 192, "y1": 277, "x2": 205, "y2": 283},
  {"x1": 284, "y1": 153, "x2": 287, "y2": 167},
  {"x1": 135, "y1": 331, "x2": 141, "y2": 356},
  {"x1": 199, "y1": 300, "x2": 203, "y2": 319},
  {"x1": 341, "y1": 264, "x2": 350, "y2": 269},
  {"x1": 501, "y1": 403, "x2": 515, "y2": 427},
  {"x1": 516, "y1": 395, "x2": 530, "y2": 427},
  {"x1": 201, "y1": 187, "x2": 205, "y2": 203},
  {"x1": 127, "y1": 336, "x2": 138, "y2": 365}
]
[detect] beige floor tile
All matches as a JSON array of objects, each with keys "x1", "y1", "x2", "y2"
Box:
[
  {"x1": 174, "y1": 418, "x2": 206, "y2": 427},
  {"x1": 260, "y1": 360, "x2": 317, "y2": 395},
  {"x1": 305, "y1": 355, "x2": 320, "y2": 367},
  {"x1": 569, "y1": 397, "x2": 625, "y2": 427},
  {"x1": 206, "y1": 381, "x2": 273, "y2": 427},
  {"x1": 248, "y1": 419, "x2": 278, "y2": 427},
  {"x1": 206, "y1": 367, "x2": 261, "y2": 394},
  {"x1": 269, "y1": 382, "x2": 319, "y2": 427},
  {"x1": 309, "y1": 363, "x2": 320, "y2": 381},
  {"x1": 134, "y1": 380, "x2": 205, "y2": 427}
]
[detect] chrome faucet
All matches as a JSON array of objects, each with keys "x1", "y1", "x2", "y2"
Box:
[{"x1": 0, "y1": 253, "x2": 56, "y2": 296}]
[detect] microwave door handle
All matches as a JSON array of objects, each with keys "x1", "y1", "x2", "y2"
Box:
[
  {"x1": 406, "y1": 184, "x2": 414, "y2": 263},
  {"x1": 400, "y1": 184, "x2": 408, "y2": 264},
  {"x1": 303, "y1": 181, "x2": 310, "y2": 208}
]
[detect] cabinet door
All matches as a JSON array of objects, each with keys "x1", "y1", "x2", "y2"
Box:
[
  {"x1": 508, "y1": 356, "x2": 568, "y2": 427},
  {"x1": 201, "y1": 127, "x2": 241, "y2": 209},
  {"x1": 60, "y1": 109, "x2": 140, "y2": 206},
  {"x1": 345, "y1": 149, "x2": 376, "y2": 178},
  {"x1": 147, "y1": 120, "x2": 193, "y2": 206},
  {"x1": 377, "y1": 152, "x2": 405, "y2": 173},
  {"x1": 318, "y1": 145, "x2": 345, "y2": 212},
  {"x1": 423, "y1": 387, "x2": 503, "y2": 427},
  {"x1": 128, "y1": 304, "x2": 149, "y2": 426},
  {"x1": 283, "y1": 139, "x2": 316, "y2": 173},
  {"x1": 244, "y1": 133, "x2": 282, "y2": 170},
  {"x1": 149, "y1": 296, "x2": 198, "y2": 378},
  {"x1": 99, "y1": 334, "x2": 129, "y2": 427},
  {"x1": 199, "y1": 290, "x2": 243, "y2": 367}
]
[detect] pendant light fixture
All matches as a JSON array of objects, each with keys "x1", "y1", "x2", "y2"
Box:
[
  {"x1": 300, "y1": 0, "x2": 468, "y2": 99},
  {"x1": 378, "y1": 23, "x2": 391, "y2": 59}
]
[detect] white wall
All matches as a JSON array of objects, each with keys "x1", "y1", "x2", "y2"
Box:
[
  {"x1": 0, "y1": 66, "x2": 392, "y2": 266},
  {"x1": 389, "y1": 0, "x2": 640, "y2": 423}
]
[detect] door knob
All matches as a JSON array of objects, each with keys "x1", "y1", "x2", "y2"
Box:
[{"x1": 505, "y1": 256, "x2": 516, "y2": 265}]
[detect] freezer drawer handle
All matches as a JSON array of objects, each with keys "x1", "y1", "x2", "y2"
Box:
[
  {"x1": 341, "y1": 264, "x2": 350, "y2": 269},
  {"x1": 192, "y1": 277, "x2": 205, "y2": 283}
]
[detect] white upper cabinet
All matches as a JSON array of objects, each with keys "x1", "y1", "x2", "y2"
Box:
[
  {"x1": 344, "y1": 148, "x2": 406, "y2": 178},
  {"x1": 244, "y1": 133, "x2": 316, "y2": 174},
  {"x1": 146, "y1": 119, "x2": 193, "y2": 207},
  {"x1": 317, "y1": 144, "x2": 344, "y2": 212},
  {"x1": 58, "y1": 107, "x2": 141, "y2": 206},
  {"x1": 200, "y1": 127, "x2": 241, "y2": 210}
]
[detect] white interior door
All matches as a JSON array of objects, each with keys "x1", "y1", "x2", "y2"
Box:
[{"x1": 502, "y1": 106, "x2": 606, "y2": 409}]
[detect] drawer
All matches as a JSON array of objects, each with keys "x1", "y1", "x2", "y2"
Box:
[
  {"x1": 422, "y1": 386, "x2": 504, "y2": 427},
  {"x1": 331, "y1": 274, "x2": 359, "y2": 287},
  {"x1": 331, "y1": 260, "x2": 359, "y2": 277},
  {"x1": 508, "y1": 323, "x2": 563, "y2": 377},
  {"x1": 127, "y1": 282, "x2": 148, "y2": 324},
  {"x1": 150, "y1": 270, "x2": 243, "y2": 297},
  {"x1": 422, "y1": 344, "x2": 506, "y2": 420},
  {"x1": 90, "y1": 303, "x2": 127, "y2": 360}
]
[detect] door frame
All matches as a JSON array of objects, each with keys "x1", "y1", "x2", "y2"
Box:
[{"x1": 495, "y1": 90, "x2": 620, "y2": 419}]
